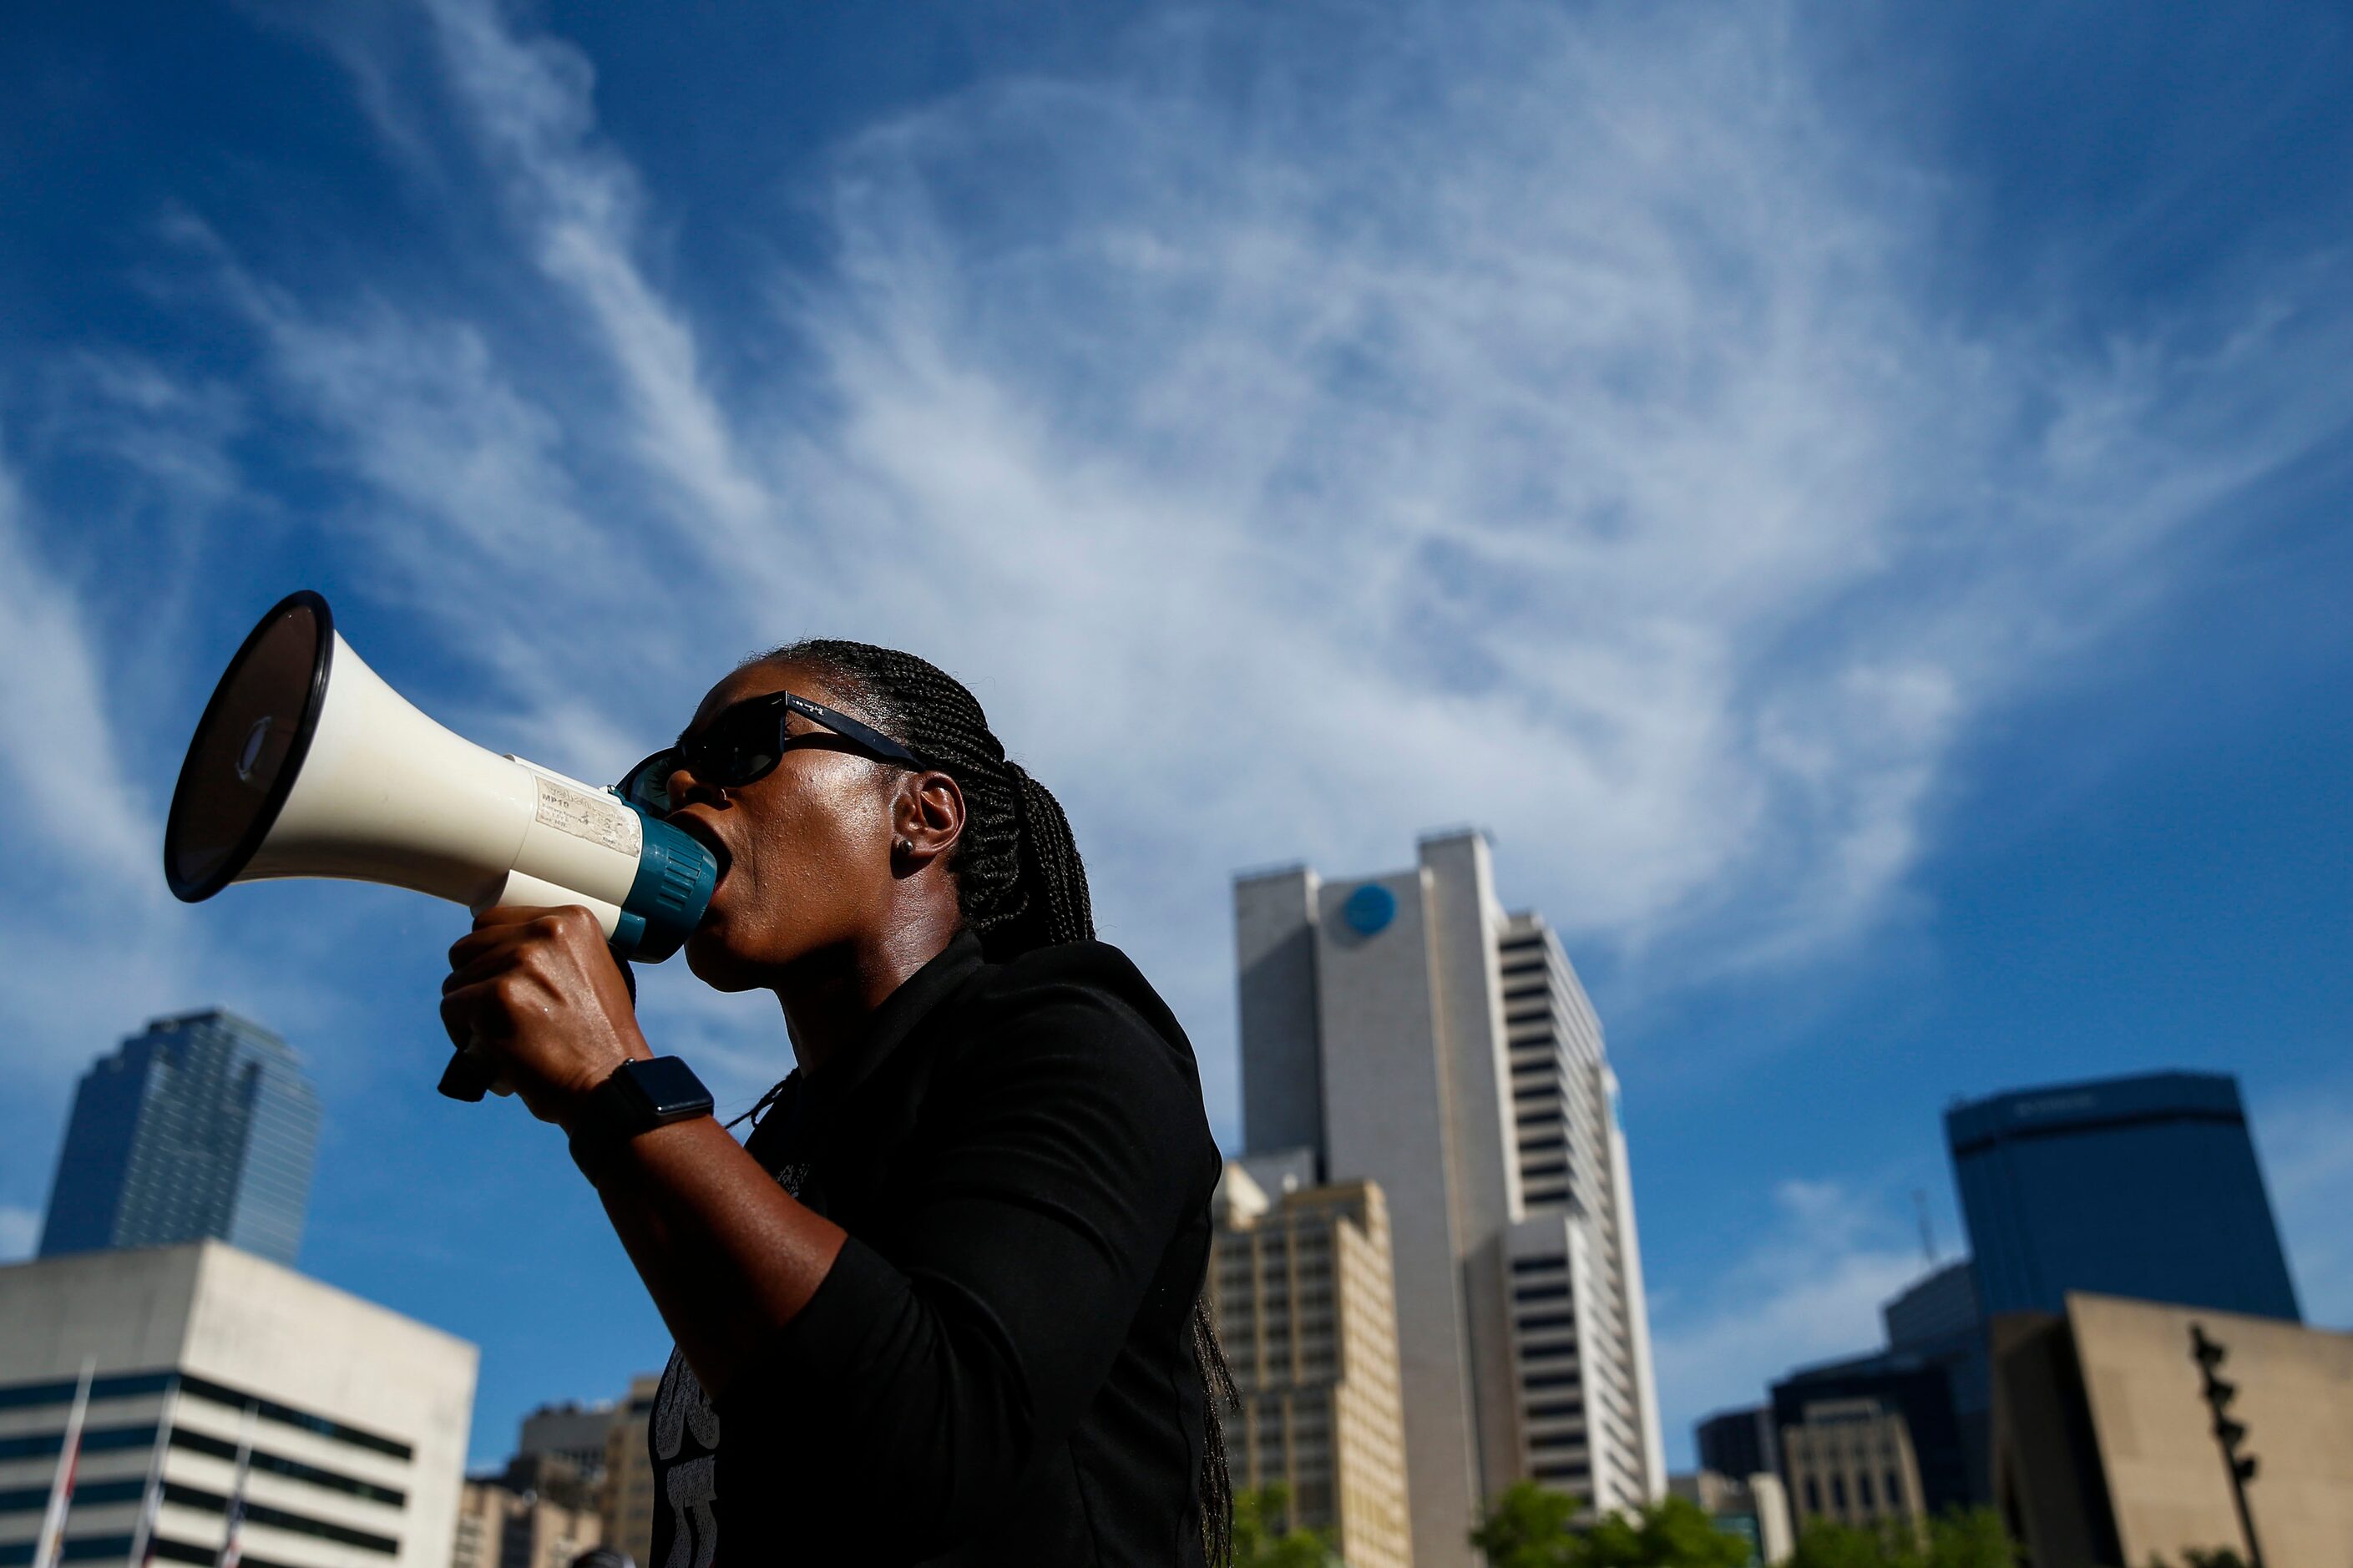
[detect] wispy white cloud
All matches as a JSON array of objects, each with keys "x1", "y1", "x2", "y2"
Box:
[
  {"x1": 0, "y1": 441, "x2": 213, "y2": 1115},
  {"x1": 414, "y1": 0, "x2": 779, "y2": 554},
  {"x1": 180, "y1": 0, "x2": 2348, "y2": 1136},
  {"x1": 0, "y1": 1203, "x2": 38, "y2": 1262},
  {"x1": 0, "y1": 448, "x2": 160, "y2": 897},
  {"x1": 20, "y1": 0, "x2": 2337, "y2": 1153},
  {"x1": 1646, "y1": 1178, "x2": 1929, "y2": 1445}
]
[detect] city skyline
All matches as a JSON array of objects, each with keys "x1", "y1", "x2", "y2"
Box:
[{"x1": 2, "y1": 0, "x2": 2348, "y2": 1479}]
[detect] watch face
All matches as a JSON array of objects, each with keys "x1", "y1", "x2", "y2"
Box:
[{"x1": 625, "y1": 1056, "x2": 715, "y2": 1120}]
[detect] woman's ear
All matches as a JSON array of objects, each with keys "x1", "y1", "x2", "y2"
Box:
[{"x1": 893, "y1": 771, "x2": 964, "y2": 868}]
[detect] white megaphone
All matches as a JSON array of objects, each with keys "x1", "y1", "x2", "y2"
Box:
[{"x1": 164, "y1": 590, "x2": 717, "y2": 969}]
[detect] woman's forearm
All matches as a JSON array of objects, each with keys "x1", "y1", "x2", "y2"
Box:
[{"x1": 583, "y1": 1115, "x2": 848, "y2": 1399}]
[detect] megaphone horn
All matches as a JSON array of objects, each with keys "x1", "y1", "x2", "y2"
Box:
[{"x1": 164, "y1": 591, "x2": 716, "y2": 965}]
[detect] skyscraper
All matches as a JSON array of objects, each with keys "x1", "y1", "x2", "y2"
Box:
[
  {"x1": 1945, "y1": 1071, "x2": 2300, "y2": 1323},
  {"x1": 39, "y1": 1010, "x2": 322, "y2": 1267},
  {"x1": 1236, "y1": 830, "x2": 1663, "y2": 1566}
]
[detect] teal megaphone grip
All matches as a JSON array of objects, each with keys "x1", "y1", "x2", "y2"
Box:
[{"x1": 612, "y1": 809, "x2": 718, "y2": 963}]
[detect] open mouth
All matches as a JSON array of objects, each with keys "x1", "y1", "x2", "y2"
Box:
[{"x1": 669, "y1": 813, "x2": 733, "y2": 892}]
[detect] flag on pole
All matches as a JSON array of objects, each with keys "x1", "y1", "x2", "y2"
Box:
[
  {"x1": 30, "y1": 1357, "x2": 95, "y2": 1568},
  {"x1": 126, "y1": 1375, "x2": 179, "y2": 1568},
  {"x1": 215, "y1": 1404, "x2": 256, "y2": 1568}
]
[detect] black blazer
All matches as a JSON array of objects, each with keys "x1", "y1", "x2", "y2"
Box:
[{"x1": 650, "y1": 929, "x2": 1223, "y2": 1566}]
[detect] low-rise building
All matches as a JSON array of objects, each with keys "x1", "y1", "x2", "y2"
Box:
[
  {"x1": 1993, "y1": 1292, "x2": 2353, "y2": 1566},
  {"x1": 1779, "y1": 1398, "x2": 1926, "y2": 1539},
  {"x1": 0, "y1": 1240, "x2": 475, "y2": 1568},
  {"x1": 516, "y1": 1402, "x2": 615, "y2": 1483},
  {"x1": 452, "y1": 1454, "x2": 600, "y2": 1568}
]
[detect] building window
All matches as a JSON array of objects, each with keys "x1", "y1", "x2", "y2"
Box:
[
  {"x1": 1830, "y1": 1477, "x2": 1847, "y2": 1513},
  {"x1": 1885, "y1": 1471, "x2": 1904, "y2": 1509},
  {"x1": 1805, "y1": 1479, "x2": 1821, "y2": 1515}
]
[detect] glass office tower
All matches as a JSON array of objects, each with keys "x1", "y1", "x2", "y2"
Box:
[
  {"x1": 1946, "y1": 1070, "x2": 2299, "y2": 1323},
  {"x1": 38, "y1": 1009, "x2": 321, "y2": 1267}
]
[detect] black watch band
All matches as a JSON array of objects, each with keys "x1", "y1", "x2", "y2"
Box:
[{"x1": 568, "y1": 1056, "x2": 714, "y2": 1183}]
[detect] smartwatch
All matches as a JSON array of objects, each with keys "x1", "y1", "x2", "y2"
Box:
[{"x1": 568, "y1": 1056, "x2": 715, "y2": 1182}]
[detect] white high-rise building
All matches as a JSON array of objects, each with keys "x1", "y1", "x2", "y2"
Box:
[
  {"x1": 0, "y1": 1241, "x2": 476, "y2": 1568},
  {"x1": 1235, "y1": 830, "x2": 1664, "y2": 1567}
]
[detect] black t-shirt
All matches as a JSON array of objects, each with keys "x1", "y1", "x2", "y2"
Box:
[{"x1": 648, "y1": 930, "x2": 1223, "y2": 1567}]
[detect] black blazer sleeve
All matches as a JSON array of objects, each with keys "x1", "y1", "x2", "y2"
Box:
[{"x1": 716, "y1": 976, "x2": 1211, "y2": 1550}]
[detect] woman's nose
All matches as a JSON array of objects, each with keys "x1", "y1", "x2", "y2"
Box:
[{"x1": 665, "y1": 761, "x2": 724, "y2": 809}]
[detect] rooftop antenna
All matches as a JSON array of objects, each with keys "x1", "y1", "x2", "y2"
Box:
[{"x1": 1912, "y1": 1189, "x2": 1939, "y2": 1266}]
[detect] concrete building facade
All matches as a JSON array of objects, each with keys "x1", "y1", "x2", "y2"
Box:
[
  {"x1": 40, "y1": 1011, "x2": 322, "y2": 1267},
  {"x1": 514, "y1": 1404, "x2": 613, "y2": 1484},
  {"x1": 451, "y1": 1455, "x2": 600, "y2": 1568},
  {"x1": 1779, "y1": 1399, "x2": 1926, "y2": 1540},
  {"x1": 598, "y1": 1375, "x2": 660, "y2": 1568},
  {"x1": 1235, "y1": 831, "x2": 1663, "y2": 1566},
  {"x1": 1992, "y1": 1293, "x2": 2353, "y2": 1568},
  {"x1": 1209, "y1": 1165, "x2": 1413, "y2": 1568},
  {"x1": 0, "y1": 1241, "x2": 475, "y2": 1568}
]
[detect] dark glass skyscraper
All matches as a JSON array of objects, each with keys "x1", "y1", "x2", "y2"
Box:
[
  {"x1": 1946, "y1": 1070, "x2": 2299, "y2": 1323},
  {"x1": 38, "y1": 1009, "x2": 321, "y2": 1266}
]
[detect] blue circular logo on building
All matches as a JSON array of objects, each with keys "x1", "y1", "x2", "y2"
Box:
[{"x1": 1343, "y1": 883, "x2": 1398, "y2": 936}]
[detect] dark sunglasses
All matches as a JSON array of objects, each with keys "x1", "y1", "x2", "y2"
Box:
[{"x1": 615, "y1": 690, "x2": 921, "y2": 815}]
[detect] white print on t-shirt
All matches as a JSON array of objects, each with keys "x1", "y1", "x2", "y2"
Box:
[{"x1": 650, "y1": 1158, "x2": 804, "y2": 1568}]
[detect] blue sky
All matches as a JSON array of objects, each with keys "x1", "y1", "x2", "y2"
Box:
[{"x1": 3, "y1": 0, "x2": 2348, "y2": 1474}]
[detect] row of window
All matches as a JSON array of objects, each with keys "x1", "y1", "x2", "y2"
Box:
[
  {"x1": 0, "y1": 1424, "x2": 402, "y2": 1511},
  {"x1": 0, "y1": 1481, "x2": 397, "y2": 1561},
  {"x1": 0, "y1": 1372, "x2": 411, "y2": 1463},
  {"x1": 0, "y1": 1536, "x2": 291, "y2": 1568},
  {"x1": 1801, "y1": 1470, "x2": 1907, "y2": 1515}
]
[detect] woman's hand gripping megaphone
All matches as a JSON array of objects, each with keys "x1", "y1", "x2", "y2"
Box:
[{"x1": 436, "y1": 903, "x2": 654, "y2": 1120}]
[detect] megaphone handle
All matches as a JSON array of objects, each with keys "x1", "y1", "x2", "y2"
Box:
[
  {"x1": 436, "y1": 943, "x2": 639, "y2": 1103},
  {"x1": 437, "y1": 1050, "x2": 499, "y2": 1103}
]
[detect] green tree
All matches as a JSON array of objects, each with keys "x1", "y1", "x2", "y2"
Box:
[
  {"x1": 1921, "y1": 1510, "x2": 2016, "y2": 1568},
  {"x1": 1788, "y1": 1520, "x2": 1903, "y2": 1568},
  {"x1": 1470, "y1": 1481, "x2": 1584, "y2": 1568},
  {"x1": 1232, "y1": 1482, "x2": 1341, "y2": 1568},
  {"x1": 1788, "y1": 1509, "x2": 2017, "y2": 1568},
  {"x1": 1469, "y1": 1483, "x2": 1755, "y2": 1568},
  {"x1": 1575, "y1": 1497, "x2": 1753, "y2": 1568}
]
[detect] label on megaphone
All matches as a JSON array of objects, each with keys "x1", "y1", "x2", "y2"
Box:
[{"x1": 164, "y1": 591, "x2": 716, "y2": 963}]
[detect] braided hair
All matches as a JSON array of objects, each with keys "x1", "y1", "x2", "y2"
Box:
[{"x1": 757, "y1": 639, "x2": 1237, "y2": 1567}]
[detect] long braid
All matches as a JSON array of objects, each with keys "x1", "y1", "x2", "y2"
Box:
[{"x1": 758, "y1": 640, "x2": 1233, "y2": 1564}]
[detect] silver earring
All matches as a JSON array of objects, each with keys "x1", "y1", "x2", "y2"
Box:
[{"x1": 893, "y1": 837, "x2": 913, "y2": 856}]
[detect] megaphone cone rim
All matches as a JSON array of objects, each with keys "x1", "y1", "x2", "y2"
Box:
[{"x1": 164, "y1": 589, "x2": 337, "y2": 903}]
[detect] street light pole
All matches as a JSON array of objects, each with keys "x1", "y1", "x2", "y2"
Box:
[{"x1": 2189, "y1": 1323, "x2": 2265, "y2": 1568}]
